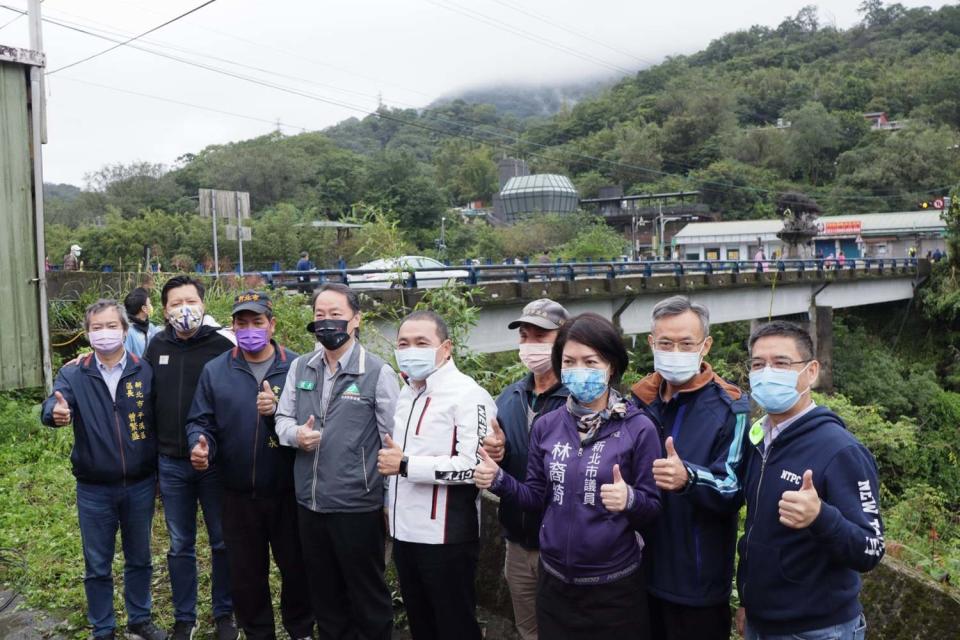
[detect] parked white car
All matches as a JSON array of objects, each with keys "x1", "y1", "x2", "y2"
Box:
[{"x1": 350, "y1": 256, "x2": 470, "y2": 289}]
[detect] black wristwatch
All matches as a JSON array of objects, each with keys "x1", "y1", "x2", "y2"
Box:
[{"x1": 399, "y1": 456, "x2": 409, "y2": 477}]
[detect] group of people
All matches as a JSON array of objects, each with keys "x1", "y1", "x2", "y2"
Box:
[{"x1": 42, "y1": 274, "x2": 885, "y2": 640}]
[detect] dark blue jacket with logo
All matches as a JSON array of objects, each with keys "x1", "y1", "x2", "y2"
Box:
[
  {"x1": 632, "y1": 364, "x2": 751, "y2": 607},
  {"x1": 496, "y1": 374, "x2": 569, "y2": 550},
  {"x1": 738, "y1": 406, "x2": 884, "y2": 635},
  {"x1": 185, "y1": 343, "x2": 298, "y2": 496},
  {"x1": 41, "y1": 351, "x2": 157, "y2": 485}
]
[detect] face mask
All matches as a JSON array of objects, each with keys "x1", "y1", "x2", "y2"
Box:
[
  {"x1": 561, "y1": 367, "x2": 609, "y2": 404},
  {"x1": 653, "y1": 346, "x2": 703, "y2": 385},
  {"x1": 236, "y1": 328, "x2": 269, "y2": 353},
  {"x1": 749, "y1": 365, "x2": 810, "y2": 414},
  {"x1": 519, "y1": 342, "x2": 554, "y2": 375},
  {"x1": 168, "y1": 304, "x2": 203, "y2": 333},
  {"x1": 395, "y1": 347, "x2": 440, "y2": 381},
  {"x1": 88, "y1": 329, "x2": 124, "y2": 354},
  {"x1": 310, "y1": 319, "x2": 352, "y2": 350}
]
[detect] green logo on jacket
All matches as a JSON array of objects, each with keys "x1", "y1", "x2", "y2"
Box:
[{"x1": 297, "y1": 380, "x2": 316, "y2": 391}]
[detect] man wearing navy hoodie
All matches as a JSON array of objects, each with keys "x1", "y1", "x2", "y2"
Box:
[
  {"x1": 632, "y1": 296, "x2": 750, "y2": 640},
  {"x1": 739, "y1": 321, "x2": 883, "y2": 640}
]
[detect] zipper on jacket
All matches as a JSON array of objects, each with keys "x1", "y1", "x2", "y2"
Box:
[
  {"x1": 741, "y1": 442, "x2": 772, "y2": 602},
  {"x1": 177, "y1": 355, "x2": 185, "y2": 455},
  {"x1": 251, "y1": 411, "x2": 260, "y2": 497},
  {"x1": 393, "y1": 388, "x2": 426, "y2": 537},
  {"x1": 361, "y1": 446, "x2": 369, "y2": 492}
]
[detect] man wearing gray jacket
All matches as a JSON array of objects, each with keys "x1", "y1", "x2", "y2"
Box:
[{"x1": 275, "y1": 283, "x2": 399, "y2": 640}]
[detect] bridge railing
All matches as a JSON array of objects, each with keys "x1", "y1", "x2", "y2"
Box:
[{"x1": 256, "y1": 257, "x2": 920, "y2": 291}]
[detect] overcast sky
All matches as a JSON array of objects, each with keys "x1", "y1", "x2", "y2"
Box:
[{"x1": 0, "y1": 0, "x2": 949, "y2": 185}]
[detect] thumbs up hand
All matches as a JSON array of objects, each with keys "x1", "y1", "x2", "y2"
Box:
[
  {"x1": 377, "y1": 434, "x2": 404, "y2": 476},
  {"x1": 601, "y1": 464, "x2": 631, "y2": 512},
  {"x1": 52, "y1": 391, "x2": 72, "y2": 426},
  {"x1": 297, "y1": 415, "x2": 322, "y2": 451},
  {"x1": 778, "y1": 470, "x2": 821, "y2": 529},
  {"x1": 257, "y1": 380, "x2": 278, "y2": 416},
  {"x1": 191, "y1": 435, "x2": 210, "y2": 471},
  {"x1": 474, "y1": 446, "x2": 501, "y2": 490},
  {"x1": 481, "y1": 417, "x2": 506, "y2": 462},
  {"x1": 652, "y1": 436, "x2": 689, "y2": 491}
]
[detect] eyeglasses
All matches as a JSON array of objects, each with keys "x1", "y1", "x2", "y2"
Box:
[
  {"x1": 748, "y1": 358, "x2": 811, "y2": 372},
  {"x1": 654, "y1": 339, "x2": 704, "y2": 353}
]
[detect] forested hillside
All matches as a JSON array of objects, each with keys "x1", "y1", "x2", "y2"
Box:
[{"x1": 43, "y1": 2, "x2": 960, "y2": 269}]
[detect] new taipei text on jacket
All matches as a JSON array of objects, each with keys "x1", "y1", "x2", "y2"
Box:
[
  {"x1": 41, "y1": 352, "x2": 157, "y2": 484},
  {"x1": 185, "y1": 343, "x2": 298, "y2": 496},
  {"x1": 632, "y1": 364, "x2": 751, "y2": 607},
  {"x1": 144, "y1": 322, "x2": 235, "y2": 458},
  {"x1": 738, "y1": 406, "x2": 884, "y2": 635},
  {"x1": 388, "y1": 360, "x2": 498, "y2": 545},
  {"x1": 490, "y1": 403, "x2": 662, "y2": 584}
]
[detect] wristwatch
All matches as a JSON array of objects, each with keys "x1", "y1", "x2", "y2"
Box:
[{"x1": 399, "y1": 456, "x2": 409, "y2": 477}]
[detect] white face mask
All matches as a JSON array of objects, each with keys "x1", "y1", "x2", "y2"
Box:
[
  {"x1": 653, "y1": 346, "x2": 703, "y2": 385},
  {"x1": 518, "y1": 342, "x2": 554, "y2": 375}
]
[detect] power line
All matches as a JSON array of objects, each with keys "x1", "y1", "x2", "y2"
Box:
[
  {"x1": 55, "y1": 75, "x2": 311, "y2": 132},
  {"x1": 423, "y1": 0, "x2": 637, "y2": 76},
  {"x1": 47, "y1": 0, "x2": 219, "y2": 74},
  {"x1": 4, "y1": 4, "x2": 945, "y2": 204}
]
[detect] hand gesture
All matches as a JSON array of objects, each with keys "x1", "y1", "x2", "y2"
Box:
[
  {"x1": 52, "y1": 391, "x2": 72, "y2": 426},
  {"x1": 652, "y1": 436, "x2": 688, "y2": 491},
  {"x1": 778, "y1": 470, "x2": 821, "y2": 529},
  {"x1": 600, "y1": 464, "x2": 630, "y2": 512},
  {"x1": 735, "y1": 607, "x2": 746, "y2": 637},
  {"x1": 257, "y1": 380, "x2": 278, "y2": 416},
  {"x1": 481, "y1": 417, "x2": 506, "y2": 462},
  {"x1": 297, "y1": 415, "x2": 322, "y2": 451},
  {"x1": 191, "y1": 435, "x2": 210, "y2": 471},
  {"x1": 474, "y1": 446, "x2": 501, "y2": 490},
  {"x1": 377, "y1": 435, "x2": 403, "y2": 476}
]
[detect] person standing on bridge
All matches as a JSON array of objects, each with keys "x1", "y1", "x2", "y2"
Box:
[
  {"x1": 379, "y1": 310, "x2": 498, "y2": 640},
  {"x1": 274, "y1": 283, "x2": 399, "y2": 640},
  {"x1": 631, "y1": 296, "x2": 750, "y2": 640},
  {"x1": 738, "y1": 321, "x2": 883, "y2": 640},
  {"x1": 145, "y1": 275, "x2": 239, "y2": 640},
  {"x1": 475, "y1": 313, "x2": 661, "y2": 639},
  {"x1": 186, "y1": 291, "x2": 315, "y2": 640},
  {"x1": 481, "y1": 298, "x2": 571, "y2": 640},
  {"x1": 41, "y1": 299, "x2": 166, "y2": 640}
]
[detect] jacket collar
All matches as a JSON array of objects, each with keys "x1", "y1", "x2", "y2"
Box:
[
  {"x1": 516, "y1": 372, "x2": 569, "y2": 399},
  {"x1": 81, "y1": 350, "x2": 141, "y2": 377},
  {"x1": 230, "y1": 340, "x2": 289, "y2": 369},
  {"x1": 305, "y1": 340, "x2": 366, "y2": 376},
  {"x1": 631, "y1": 362, "x2": 742, "y2": 405}
]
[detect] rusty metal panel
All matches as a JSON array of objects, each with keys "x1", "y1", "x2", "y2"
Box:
[{"x1": 0, "y1": 61, "x2": 43, "y2": 389}]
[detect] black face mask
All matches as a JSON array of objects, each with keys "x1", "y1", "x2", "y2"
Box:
[{"x1": 307, "y1": 319, "x2": 351, "y2": 350}]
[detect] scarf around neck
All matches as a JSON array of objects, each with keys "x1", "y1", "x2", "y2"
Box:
[{"x1": 566, "y1": 387, "x2": 628, "y2": 445}]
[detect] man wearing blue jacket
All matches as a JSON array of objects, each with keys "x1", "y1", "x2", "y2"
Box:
[
  {"x1": 42, "y1": 299, "x2": 166, "y2": 640},
  {"x1": 740, "y1": 320, "x2": 883, "y2": 640},
  {"x1": 481, "y1": 298, "x2": 569, "y2": 640},
  {"x1": 186, "y1": 291, "x2": 313, "y2": 640},
  {"x1": 631, "y1": 296, "x2": 750, "y2": 640}
]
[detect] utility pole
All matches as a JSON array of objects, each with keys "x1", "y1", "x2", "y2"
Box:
[
  {"x1": 210, "y1": 190, "x2": 220, "y2": 277},
  {"x1": 28, "y1": 0, "x2": 46, "y2": 143},
  {"x1": 235, "y1": 191, "x2": 244, "y2": 276}
]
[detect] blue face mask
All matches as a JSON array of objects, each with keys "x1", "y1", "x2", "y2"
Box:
[
  {"x1": 749, "y1": 365, "x2": 810, "y2": 414},
  {"x1": 561, "y1": 367, "x2": 609, "y2": 404},
  {"x1": 395, "y1": 347, "x2": 440, "y2": 381}
]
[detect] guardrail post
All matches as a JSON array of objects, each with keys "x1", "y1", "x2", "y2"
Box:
[
  {"x1": 566, "y1": 263, "x2": 575, "y2": 281},
  {"x1": 674, "y1": 262, "x2": 684, "y2": 276},
  {"x1": 407, "y1": 270, "x2": 418, "y2": 288},
  {"x1": 586, "y1": 258, "x2": 594, "y2": 276},
  {"x1": 732, "y1": 261, "x2": 741, "y2": 274},
  {"x1": 468, "y1": 265, "x2": 478, "y2": 285},
  {"x1": 643, "y1": 262, "x2": 652, "y2": 278},
  {"x1": 777, "y1": 260, "x2": 785, "y2": 273},
  {"x1": 340, "y1": 269, "x2": 349, "y2": 285}
]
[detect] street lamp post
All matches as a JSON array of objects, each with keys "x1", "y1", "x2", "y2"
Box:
[{"x1": 657, "y1": 214, "x2": 683, "y2": 261}]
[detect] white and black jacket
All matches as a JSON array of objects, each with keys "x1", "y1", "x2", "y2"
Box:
[{"x1": 388, "y1": 359, "x2": 497, "y2": 545}]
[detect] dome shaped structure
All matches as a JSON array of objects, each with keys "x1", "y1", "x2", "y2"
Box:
[{"x1": 499, "y1": 174, "x2": 579, "y2": 218}]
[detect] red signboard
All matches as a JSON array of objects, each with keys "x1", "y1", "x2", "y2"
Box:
[{"x1": 821, "y1": 220, "x2": 862, "y2": 235}]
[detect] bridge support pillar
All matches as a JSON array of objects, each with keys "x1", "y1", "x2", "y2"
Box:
[{"x1": 810, "y1": 305, "x2": 833, "y2": 393}]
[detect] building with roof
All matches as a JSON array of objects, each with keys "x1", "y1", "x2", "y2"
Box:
[
  {"x1": 672, "y1": 211, "x2": 945, "y2": 261},
  {"x1": 496, "y1": 174, "x2": 579, "y2": 221}
]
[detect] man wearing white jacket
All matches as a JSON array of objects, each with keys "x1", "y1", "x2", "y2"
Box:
[{"x1": 378, "y1": 310, "x2": 497, "y2": 640}]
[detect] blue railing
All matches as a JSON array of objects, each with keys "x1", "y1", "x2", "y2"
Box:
[{"x1": 256, "y1": 258, "x2": 919, "y2": 291}]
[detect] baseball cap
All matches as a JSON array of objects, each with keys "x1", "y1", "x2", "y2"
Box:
[
  {"x1": 232, "y1": 290, "x2": 273, "y2": 316},
  {"x1": 508, "y1": 298, "x2": 569, "y2": 330}
]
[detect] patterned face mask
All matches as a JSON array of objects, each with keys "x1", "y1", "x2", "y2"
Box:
[
  {"x1": 561, "y1": 367, "x2": 609, "y2": 404},
  {"x1": 168, "y1": 304, "x2": 203, "y2": 333}
]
